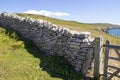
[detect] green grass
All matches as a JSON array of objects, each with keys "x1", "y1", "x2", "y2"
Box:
[
  {"x1": 16, "y1": 13, "x2": 120, "y2": 45},
  {"x1": 1, "y1": 13, "x2": 120, "y2": 80},
  {"x1": 0, "y1": 27, "x2": 84, "y2": 80}
]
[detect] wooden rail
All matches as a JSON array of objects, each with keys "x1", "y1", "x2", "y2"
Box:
[{"x1": 103, "y1": 44, "x2": 120, "y2": 49}]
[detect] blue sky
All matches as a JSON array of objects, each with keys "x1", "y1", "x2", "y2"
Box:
[{"x1": 0, "y1": 0, "x2": 120, "y2": 25}]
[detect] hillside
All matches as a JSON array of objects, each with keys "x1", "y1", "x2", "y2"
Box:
[
  {"x1": 0, "y1": 13, "x2": 120, "y2": 80},
  {"x1": 16, "y1": 13, "x2": 120, "y2": 45},
  {"x1": 0, "y1": 27, "x2": 84, "y2": 80}
]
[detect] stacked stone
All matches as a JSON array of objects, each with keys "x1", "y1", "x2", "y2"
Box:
[
  {"x1": 65, "y1": 31, "x2": 94, "y2": 71},
  {"x1": 0, "y1": 12, "x2": 94, "y2": 73}
]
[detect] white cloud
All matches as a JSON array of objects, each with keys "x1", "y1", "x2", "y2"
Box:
[{"x1": 23, "y1": 10, "x2": 70, "y2": 17}]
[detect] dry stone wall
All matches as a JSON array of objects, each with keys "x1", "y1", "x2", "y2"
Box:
[{"x1": 0, "y1": 12, "x2": 94, "y2": 74}]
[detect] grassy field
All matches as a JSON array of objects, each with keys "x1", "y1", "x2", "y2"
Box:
[
  {"x1": 0, "y1": 27, "x2": 84, "y2": 80},
  {"x1": 0, "y1": 13, "x2": 120, "y2": 80}
]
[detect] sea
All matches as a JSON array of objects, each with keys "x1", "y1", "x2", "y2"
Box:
[{"x1": 108, "y1": 29, "x2": 120, "y2": 37}]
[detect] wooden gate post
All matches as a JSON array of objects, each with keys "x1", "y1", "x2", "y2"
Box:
[
  {"x1": 94, "y1": 37, "x2": 103, "y2": 80},
  {"x1": 103, "y1": 40, "x2": 110, "y2": 80}
]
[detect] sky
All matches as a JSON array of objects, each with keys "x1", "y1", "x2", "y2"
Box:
[{"x1": 0, "y1": 0, "x2": 120, "y2": 25}]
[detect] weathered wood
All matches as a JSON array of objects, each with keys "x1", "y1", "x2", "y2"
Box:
[
  {"x1": 109, "y1": 57, "x2": 120, "y2": 61},
  {"x1": 108, "y1": 65, "x2": 119, "y2": 69},
  {"x1": 107, "y1": 72, "x2": 120, "y2": 78},
  {"x1": 103, "y1": 40, "x2": 110, "y2": 80},
  {"x1": 103, "y1": 40, "x2": 120, "y2": 80},
  {"x1": 103, "y1": 44, "x2": 120, "y2": 49},
  {"x1": 94, "y1": 37, "x2": 103, "y2": 80}
]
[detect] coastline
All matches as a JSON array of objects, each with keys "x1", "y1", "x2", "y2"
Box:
[{"x1": 102, "y1": 26, "x2": 120, "y2": 33}]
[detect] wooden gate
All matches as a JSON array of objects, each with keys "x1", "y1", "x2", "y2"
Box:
[
  {"x1": 94, "y1": 38, "x2": 120, "y2": 80},
  {"x1": 103, "y1": 40, "x2": 120, "y2": 80}
]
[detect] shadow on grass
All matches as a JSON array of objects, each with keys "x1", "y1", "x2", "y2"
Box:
[{"x1": 0, "y1": 26, "x2": 85, "y2": 80}]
